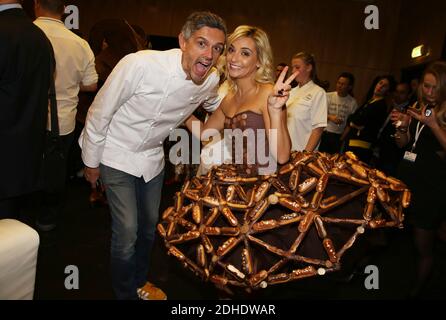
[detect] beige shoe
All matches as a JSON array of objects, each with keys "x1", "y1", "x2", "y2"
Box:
[{"x1": 137, "y1": 282, "x2": 167, "y2": 300}]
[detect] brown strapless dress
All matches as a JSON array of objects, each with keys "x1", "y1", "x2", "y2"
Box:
[{"x1": 222, "y1": 110, "x2": 272, "y2": 176}]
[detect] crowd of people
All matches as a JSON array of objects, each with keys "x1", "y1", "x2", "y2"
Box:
[{"x1": 1, "y1": 0, "x2": 445, "y2": 300}]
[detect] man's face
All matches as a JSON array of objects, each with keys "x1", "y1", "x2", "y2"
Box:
[
  {"x1": 393, "y1": 84, "x2": 410, "y2": 105},
  {"x1": 336, "y1": 77, "x2": 351, "y2": 97},
  {"x1": 179, "y1": 26, "x2": 225, "y2": 85}
]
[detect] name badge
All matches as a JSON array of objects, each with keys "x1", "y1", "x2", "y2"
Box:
[{"x1": 404, "y1": 151, "x2": 417, "y2": 162}]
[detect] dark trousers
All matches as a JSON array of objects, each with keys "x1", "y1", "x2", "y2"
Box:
[
  {"x1": 319, "y1": 131, "x2": 342, "y2": 155},
  {"x1": 38, "y1": 132, "x2": 75, "y2": 223}
]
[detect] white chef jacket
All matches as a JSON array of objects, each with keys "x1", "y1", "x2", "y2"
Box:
[
  {"x1": 287, "y1": 81, "x2": 327, "y2": 151},
  {"x1": 34, "y1": 17, "x2": 98, "y2": 135},
  {"x1": 80, "y1": 49, "x2": 221, "y2": 182}
]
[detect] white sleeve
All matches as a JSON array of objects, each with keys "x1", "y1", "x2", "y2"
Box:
[
  {"x1": 311, "y1": 89, "x2": 328, "y2": 129},
  {"x1": 202, "y1": 77, "x2": 222, "y2": 112},
  {"x1": 79, "y1": 54, "x2": 144, "y2": 168},
  {"x1": 326, "y1": 93, "x2": 334, "y2": 115},
  {"x1": 80, "y1": 40, "x2": 98, "y2": 86}
]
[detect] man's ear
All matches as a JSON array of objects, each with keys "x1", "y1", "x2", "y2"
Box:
[{"x1": 179, "y1": 32, "x2": 186, "y2": 52}]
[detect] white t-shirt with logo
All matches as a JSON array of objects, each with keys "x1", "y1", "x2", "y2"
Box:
[{"x1": 325, "y1": 92, "x2": 358, "y2": 134}]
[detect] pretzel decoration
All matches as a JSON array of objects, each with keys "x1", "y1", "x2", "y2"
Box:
[{"x1": 158, "y1": 151, "x2": 408, "y2": 292}]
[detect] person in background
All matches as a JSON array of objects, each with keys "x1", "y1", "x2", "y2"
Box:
[
  {"x1": 131, "y1": 24, "x2": 150, "y2": 49},
  {"x1": 0, "y1": 0, "x2": 52, "y2": 219},
  {"x1": 286, "y1": 52, "x2": 328, "y2": 152},
  {"x1": 319, "y1": 79, "x2": 330, "y2": 92},
  {"x1": 80, "y1": 11, "x2": 227, "y2": 300},
  {"x1": 275, "y1": 62, "x2": 288, "y2": 80},
  {"x1": 392, "y1": 61, "x2": 446, "y2": 297},
  {"x1": 33, "y1": 0, "x2": 98, "y2": 231},
  {"x1": 344, "y1": 75, "x2": 396, "y2": 163},
  {"x1": 319, "y1": 72, "x2": 358, "y2": 154},
  {"x1": 375, "y1": 82, "x2": 410, "y2": 175},
  {"x1": 409, "y1": 77, "x2": 419, "y2": 105},
  {"x1": 71, "y1": 19, "x2": 144, "y2": 208}
]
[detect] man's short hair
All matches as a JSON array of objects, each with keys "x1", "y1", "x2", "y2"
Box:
[
  {"x1": 38, "y1": 0, "x2": 65, "y2": 15},
  {"x1": 338, "y1": 72, "x2": 355, "y2": 87},
  {"x1": 181, "y1": 11, "x2": 227, "y2": 40}
]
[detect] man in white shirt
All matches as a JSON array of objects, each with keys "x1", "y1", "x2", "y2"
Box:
[
  {"x1": 33, "y1": 0, "x2": 98, "y2": 231},
  {"x1": 80, "y1": 11, "x2": 227, "y2": 300},
  {"x1": 319, "y1": 72, "x2": 358, "y2": 154}
]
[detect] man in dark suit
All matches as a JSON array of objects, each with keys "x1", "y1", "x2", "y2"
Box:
[{"x1": 0, "y1": 0, "x2": 52, "y2": 218}]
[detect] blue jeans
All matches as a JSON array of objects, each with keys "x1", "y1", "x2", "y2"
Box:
[{"x1": 100, "y1": 165, "x2": 164, "y2": 300}]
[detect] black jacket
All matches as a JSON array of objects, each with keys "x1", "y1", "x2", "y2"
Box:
[{"x1": 0, "y1": 8, "x2": 52, "y2": 199}]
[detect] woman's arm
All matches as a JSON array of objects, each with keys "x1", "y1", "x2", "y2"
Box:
[
  {"x1": 305, "y1": 87, "x2": 327, "y2": 152},
  {"x1": 305, "y1": 127, "x2": 324, "y2": 152},
  {"x1": 265, "y1": 67, "x2": 298, "y2": 163},
  {"x1": 184, "y1": 107, "x2": 226, "y2": 141},
  {"x1": 264, "y1": 106, "x2": 291, "y2": 164}
]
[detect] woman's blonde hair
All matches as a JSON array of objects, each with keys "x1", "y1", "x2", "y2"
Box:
[
  {"x1": 419, "y1": 61, "x2": 446, "y2": 128},
  {"x1": 224, "y1": 25, "x2": 274, "y2": 91}
]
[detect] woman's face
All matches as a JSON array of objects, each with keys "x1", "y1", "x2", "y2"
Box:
[
  {"x1": 226, "y1": 36, "x2": 259, "y2": 80},
  {"x1": 421, "y1": 73, "x2": 438, "y2": 105},
  {"x1": 374, "y1": 78, "x2": 390, "y2": 97},
  {"x1": 291, "y1": 58, "x2": 312, "y2": 85}
]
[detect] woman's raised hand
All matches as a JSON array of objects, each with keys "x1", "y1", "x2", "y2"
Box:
[
  {"x1": 268, "y1": 66, "x2": 299, "y2": 112},
  {"x1": 407, "y1": 104, "x2": 438, "y2": 129}
]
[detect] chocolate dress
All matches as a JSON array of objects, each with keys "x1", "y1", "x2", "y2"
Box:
[{"x1": 158, "y1": 109, "x2": 406, "y2": 292}]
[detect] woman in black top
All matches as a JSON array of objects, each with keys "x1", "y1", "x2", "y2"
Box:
[
  {"x1": 392, "y1": 61, "x2": 446, "y2": 297},
  {"x1": 344, "y1": 75, "x2": 396, "y2": 163}
]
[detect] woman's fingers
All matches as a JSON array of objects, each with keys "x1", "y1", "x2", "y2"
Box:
[
  {"x1": 284, "y1": 70, "x2": 299, "y2": 86},
  {"x1": 276, "y1": 66, "x2": 288, "y2": 84}
]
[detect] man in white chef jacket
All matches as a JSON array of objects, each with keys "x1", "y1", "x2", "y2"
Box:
[{"x1": 79, "y1": 11, "x2": 227, "y2": 300}]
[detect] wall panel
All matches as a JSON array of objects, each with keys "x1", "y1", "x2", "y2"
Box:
[{"x1": 64, "y1": 0, "x2": 403, "y2": 101}]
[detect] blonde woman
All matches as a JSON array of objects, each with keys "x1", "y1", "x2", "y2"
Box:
[{"x1": 392, "y1": 61, "x2": 446, "y2": 297}]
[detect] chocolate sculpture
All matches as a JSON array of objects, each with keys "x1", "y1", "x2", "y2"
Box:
[{"x1": 157, "y1": 151, "x2": 408, "y2": 291}]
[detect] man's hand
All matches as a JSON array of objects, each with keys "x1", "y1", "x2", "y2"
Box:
[
  {"x1": 84, "y1": 166, "x2": 100, "y2": 188},
  {"x1": 328, "y1": 115, "x2": 343, "y2": 125}
]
